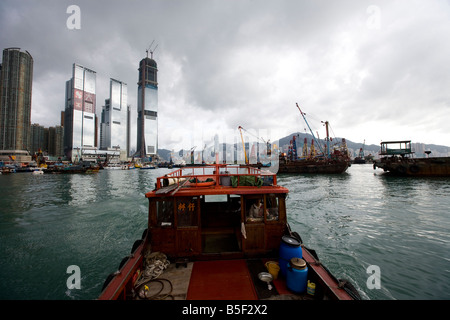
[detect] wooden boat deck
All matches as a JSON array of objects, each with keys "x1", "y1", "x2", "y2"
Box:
[{"x1": 145, "y1": 258, "x2": 310, "y2": 300}]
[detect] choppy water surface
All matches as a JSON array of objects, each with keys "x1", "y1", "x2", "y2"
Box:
[{"x1": 0, "y1": 165, "x2": 449, "y2": 300}]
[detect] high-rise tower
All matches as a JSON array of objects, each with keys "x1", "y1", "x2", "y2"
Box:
[
  {"x1": 136, "y1": 49, "x2": 158, "y2": 159},
  {"x1": 100, "y1": 78, "x2": 128, "y2": 159},
  {"x1": 0, "y1": 48, "x2": 33, "y2": 151},
  {"x1": 64, "y1": 63, "x2": 97, "y2": 162}
]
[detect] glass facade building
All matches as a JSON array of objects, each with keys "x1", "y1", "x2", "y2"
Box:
[
  {"x1": 64, "y1": 63, "x2": 97, "y2": 162},
  {"x1": 0, "y1": 48, "x2": 33, "y2": 151},
  {"x1": 100, "y1": 79, "x2": 128, "y2": 156},
  {"x1": 137, "y1": 56, "x2": 158, "y2": 158}
]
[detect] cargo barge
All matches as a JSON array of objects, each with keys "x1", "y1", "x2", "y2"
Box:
[{"x1": 373, "y1": 140, "x2": 450, "y2": 176}]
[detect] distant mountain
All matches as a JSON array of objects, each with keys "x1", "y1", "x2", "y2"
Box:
[{"x1": 157, "y1": 148, "x2": 172, "y2": 162}]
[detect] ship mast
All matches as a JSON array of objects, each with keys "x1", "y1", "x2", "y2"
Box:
[{"x1": 322, "y1": 120, "x2": 330, "y2": 158}]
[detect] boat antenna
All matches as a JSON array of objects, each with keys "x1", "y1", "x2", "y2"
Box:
[{"x1": 296, "y1": 103, "x2": 324, "y2": 154}]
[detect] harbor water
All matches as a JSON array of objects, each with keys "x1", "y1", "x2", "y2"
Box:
[{"x1": 0, "y1": 164, "x2": 449, "y2": 300}]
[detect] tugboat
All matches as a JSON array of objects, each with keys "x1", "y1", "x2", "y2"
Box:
[
  {"x1": 278, "y1": 104, "x2": 351, "y2": 174},
  {"x1": 353, "y1": 140, "x2": 367, "y2": 164},
  {"x1": 99, "y1": 161, "x2": 360, "y2": 301},
  {"x1": 373, "y1": 140, "x2": 450, "y2": 176}
]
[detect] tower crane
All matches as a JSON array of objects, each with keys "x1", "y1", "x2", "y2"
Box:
[
  {"x1": 238, "y1": 125, "x2": 275, "y2": 164},
  {"x1": 146, "y1": 40, "x2": 158, "y2": 59}
]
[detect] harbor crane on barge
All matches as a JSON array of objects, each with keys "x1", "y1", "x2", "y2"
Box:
[{"x1": 238, "y1": 126, "x2": 273, "y2": 165}]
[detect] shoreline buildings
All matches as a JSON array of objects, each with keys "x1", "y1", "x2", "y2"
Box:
[
  {"x1": 2, "y1": 47, "x2": 161, "y2": 164},
  {"x1": 63, "y1": 63, "x2": 97, "y2": 162},
  {"x1": 136, "y1": 52, "x2": 158, "y2": 160},
  {"x1": 0, "y1": 48, "x2": 33, "y2": 162}
]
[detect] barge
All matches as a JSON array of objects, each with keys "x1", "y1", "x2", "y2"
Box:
[
  {"x1": 278, "y1": 104, "x2": 350, "y2": 174},
  {"x1": 373, "y1": 140, "x2": 450, "y2": 176}
]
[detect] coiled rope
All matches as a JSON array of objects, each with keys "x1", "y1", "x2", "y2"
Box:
[{"x1": 134, "y1": 251, "x2": 173, "y2": 300}]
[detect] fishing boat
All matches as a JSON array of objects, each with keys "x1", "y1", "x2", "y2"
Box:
[
  {"x1": 373, "y1": 140, "x2": 450, "y2": 176},
  {"x1": 99, "y1": 162, "x2": 360, "y2": 301},
  {"x1": 278, "y1": 104, "x2": 350, "y2": 174}
]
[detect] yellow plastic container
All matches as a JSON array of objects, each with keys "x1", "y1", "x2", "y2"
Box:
[
  {"x1": 307, "y1": 280, "x2": 316, "y2": 296},
  {"x1": 265, "y1": 261, "x2": 280, "y2": 280}
]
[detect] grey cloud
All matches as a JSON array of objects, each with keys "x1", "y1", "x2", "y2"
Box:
[{"x1": 1, "y1": 0, "x2": 449, "y2": 150}]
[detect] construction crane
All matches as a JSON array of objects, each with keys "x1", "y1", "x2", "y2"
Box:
[
  {"x1": 238, "y1": 125, "x2": 275, "y2": 163},
  {"x1": 296, "y1": 103, "x2": 324, "y2": 155},
  {"x1": 146, "y1": 40, "x2": 158, "y2": 59},
  {"x1": 238, "y1": 126, "x2": 249, "y2": 164}
]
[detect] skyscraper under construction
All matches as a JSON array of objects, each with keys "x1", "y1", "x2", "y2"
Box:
[{"x1": 136, "y1": 50, "x2": 158, "y2": 159}]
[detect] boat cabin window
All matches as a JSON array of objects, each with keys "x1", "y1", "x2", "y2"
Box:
[
  {"x1": 176, "y1": 197, "x2": 198, "y2": 227},
  {"x1": 245, "y1": 194, "x2": 280, "y2": 222},
  {"x1": 156, "y1": 199, "x2": 174, "y2": 226},
  {"x1": 245, "y1": 195, "x2": 265, "y2": 222},
  {"x1": 266, "y1": 194, "x2": 279, "y2": 221}
]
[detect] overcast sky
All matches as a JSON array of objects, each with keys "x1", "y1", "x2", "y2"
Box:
[{"x1": 1, "y1": 0, "x2": 450, "y2": 152}]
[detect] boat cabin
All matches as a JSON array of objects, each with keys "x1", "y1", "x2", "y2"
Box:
[
  {"x1": 379, "y1": 140, "x2": 413, "y2": 157},
  {"x1": 145, "y1": 164, "x2": 289, "y2": 260}
]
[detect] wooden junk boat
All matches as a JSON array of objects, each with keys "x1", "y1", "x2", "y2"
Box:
[
  {"x1": 99, "y1": 163, "x2": 360, "y2": 301},
  {"x1": 373, "y1": 140, "x2": 450, "y2": 176}
]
